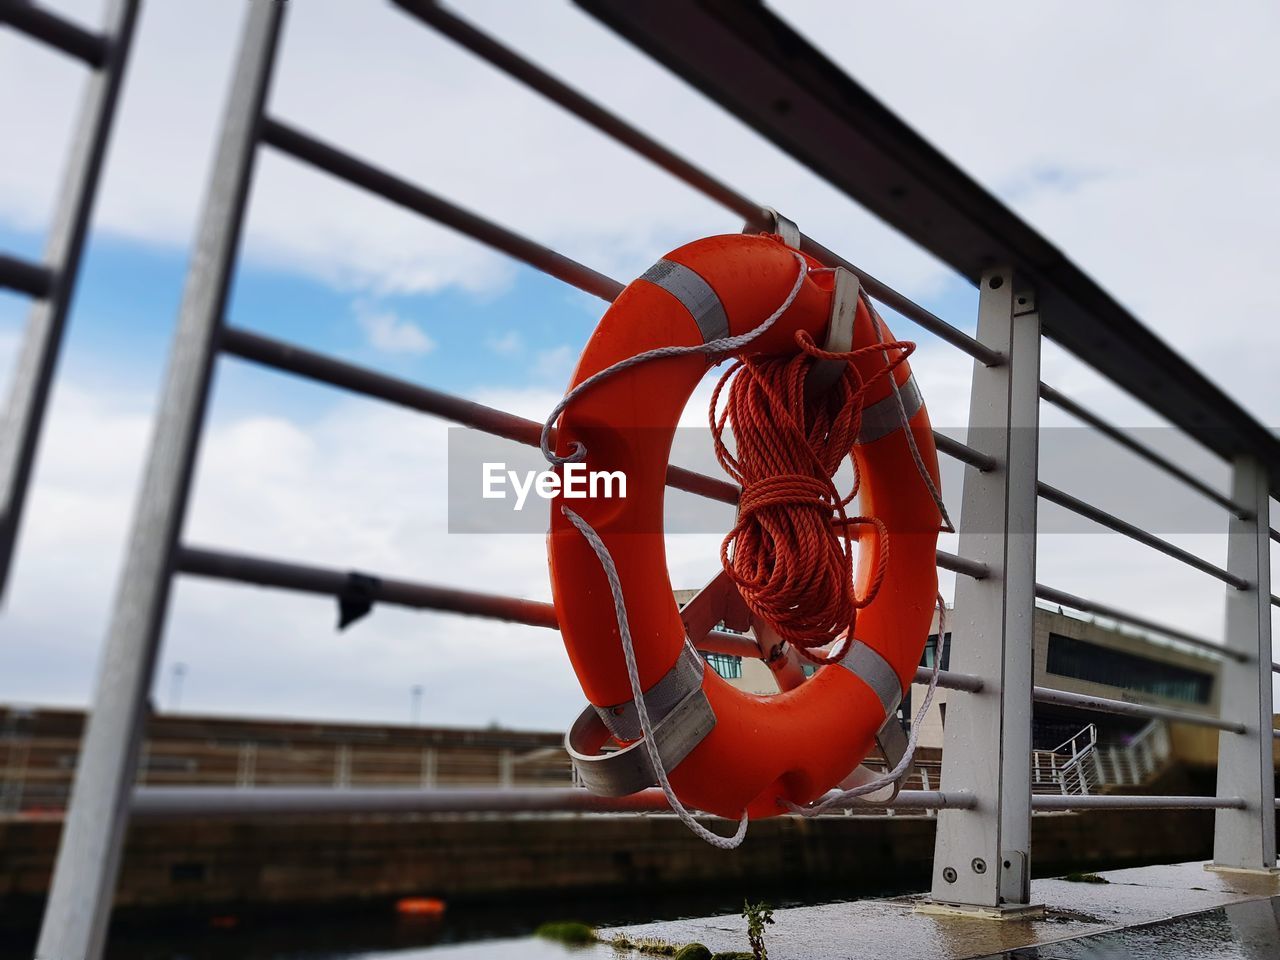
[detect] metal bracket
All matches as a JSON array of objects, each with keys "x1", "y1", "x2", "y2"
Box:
[
  {"x1": 805, "y1": 266, "x2": 859, "y2": 400},
  {"x1": 337, "y1": 571, "x2": 380, "y2": 630},
  {"x1": 836, "y1": 711, "x2": 913, "y2": 803},
  {"x1": 565, "y1": 684, "x2": 716, "y2": 797},
  {"x1": 745, "y1": 205, "x2": 801, "y2": 249},
  {"x1": 754, "y1": 617, "x2": 808, "y2": 691},
  {"x1": 679, "y1": 569, "x2": 752, "y2": 643},
  {"x1": 680, "y1": 564, "x2": 810, "y2": 693}
]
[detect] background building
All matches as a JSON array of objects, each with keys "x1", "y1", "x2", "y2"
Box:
[{"x1": 674, "y1": 590, "x2": 1222, "y2": 752}]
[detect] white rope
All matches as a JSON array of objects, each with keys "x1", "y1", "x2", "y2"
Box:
[
  {"x1": 543, "y1": 251, "x2": 808, "y2": 849},
  {"x1": 561, "y1": 506, "x2": 748, "y2": 849},
  {"x1": 864, "y1": 297, "x2": 955, "y2": 534},
  {"x1": 782, "y1": 595, "x2": 947, "y2": 816},
  {"x1": 540, "y1": 252, "x2": 810, "y2": 466}
]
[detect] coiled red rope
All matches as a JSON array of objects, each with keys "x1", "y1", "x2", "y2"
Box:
[{"x1": 710, "y1": 328, "x2": 915, "y2": 665}]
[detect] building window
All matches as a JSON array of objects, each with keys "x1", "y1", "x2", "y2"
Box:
[
  {"x1": 703, "y1": 652, "x2": 742, "y2": 679},
  {"x1": 1045, "y1": 633, "x2": 1213, "y2": 705},
  {"x1": 920, "y1": 633, "x2": 952, "y2": 670}
]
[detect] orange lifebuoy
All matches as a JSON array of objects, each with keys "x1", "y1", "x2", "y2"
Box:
[{"x1": 549, "y1": 233, "x2": 941, "y2": 820}]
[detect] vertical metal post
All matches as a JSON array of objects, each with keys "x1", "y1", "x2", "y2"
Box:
[
  {"x1": 335, "y1": 744, "x2": 351, "y2": 787},
  {"x1": 1210, "y1": 456, "x2": 1276, "y2": 873},
  {"x1": 0, "y1": 0, "x2": 141, "y2": 599},
  {"x1": 236, "y1": 742, "x2": 257, "y2": 788},
  {"x1": 922, "y1": 269, "x2": 1042, "y2": 916},
  {"x1": 34, "y1": 4, "x2": 284, "y2": 958}
]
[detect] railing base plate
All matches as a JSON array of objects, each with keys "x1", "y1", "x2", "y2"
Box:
[
  {"x1": 1204, "y1": 862, "x2": 1280, "y2": 876},
  {"x1": 913, "y1": 900, "x2": 1046, "y2": 921}
]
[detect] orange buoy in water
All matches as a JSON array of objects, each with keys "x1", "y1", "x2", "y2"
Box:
[{"x1": 396, "y1": 896, "x2": 446, "y2": 918}]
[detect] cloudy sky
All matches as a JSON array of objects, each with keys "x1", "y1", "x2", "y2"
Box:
[{"x1": 0, "y1": 0, "x2": 1276, "y2": 731}]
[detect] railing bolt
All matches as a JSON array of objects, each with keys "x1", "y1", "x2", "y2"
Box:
[
  {"x1": 971, "y1": 857, "x2": 987, "y2": 874},
  {"x1": 942, "y1": 866, "x2": 958, "y2": 883}
]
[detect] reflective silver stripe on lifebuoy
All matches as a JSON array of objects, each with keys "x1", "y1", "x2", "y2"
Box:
[
  {"x1": 639, "y1": 259, "x2": 730, "y2": 344},
  {"x1": 837, "y1": 640, "x2": 903, "y2": 717},
  {"x1": 567, "y1": 684, "x2": 716, "y2": 797},
  {"x1": 593, "y1": 640, "x2": 705, "y2": 742},
  {"x1": 855, "y1": 374, "x2": 923, "y2": 445}
]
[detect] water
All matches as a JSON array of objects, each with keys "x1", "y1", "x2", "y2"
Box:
[
  {"x1": 6, "y1": 894, "x2": 1278, "y2": 959},
  {"x1": 976, "y1": 896, "x2": 1280, "y2": 959},
  {"x1": 0, "y1": 883, "x2": 846, "y2": 960}
]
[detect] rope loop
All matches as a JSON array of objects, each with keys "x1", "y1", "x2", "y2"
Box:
[{"x1": 709, "y1": 324, "x2": 915, "y2": 662}]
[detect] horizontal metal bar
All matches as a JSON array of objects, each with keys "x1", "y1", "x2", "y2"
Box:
[
  {"x1": 1033, "y1": 794, "x2": 1245, "y2": 811},
  {"x1": 220, "y1": 325, "x2": 737, "y2": 504},
  {"x1": 392, "y1": 0, "x2": 999, "y2": 367},
  {"x1": 695, "y1": 629, "x2": 757, "y2": 658},
  {"x1": 180, "y1": 545, "x2": 987, "y2": 696},
  {"x1": 935, "y1": 549, "x2": 989, "y2": 580},
  {"x1": 390, "y1": 0, "x2": 758, "y2": 222},
  {"x1": 1034, "y1": 583, "x2": 1245, "y2": 662},
  {"x1": 0, "y1": 1, "x2": 109, "y2": 68},
  {"x1": 223, "y1": 327, "x2": 979, "y2": 577},
  {"x1": 1032, "y1": 686, "x2": 1246, "y2": 733},
  {"x1": 177, "y1": 544, "x2": 561, "y2": 629},
  {"x1": 260, "y1": 117, "x2": 624, "y2": 302},
  {"x1": 919, "y1": 667, "x2": 983, "y2": 693},
  {"x1": 1038, "y1": 482, "x2": 1247, "y2": 589},
  {"x1": 129, "y1": 785, "x2": 971, "y2": 818},
  {"x1": 1040, "y1": 383, "x2": 1248, "y2": 518},
  {"x1": 0, "y1": 253, "x2": 54, "y2": 298},
  {"x1": 579, "y1": 1, "x2": 1280, "y2": 502},
  {"x1": 792, "y1": 232, "x2": 1003, "y2": 365},
  {"x1": 933, "y1": 433, "x2": 996, "y2": 472}
]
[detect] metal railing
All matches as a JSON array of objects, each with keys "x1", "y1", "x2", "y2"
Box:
[
  {"x1": 0, "y1": 0, "x2": 140, "y2": 600},
  {"x1": 1033, "y1": 721, "x2": 1175, "y2": 798},
  {"x1": 20, "y1": 0, "x2": 1279, "y2": 954},
  {"x1": 1031, "y1": 724, "x2": 1098, "y2": 796},
  {"x1": 0, "y1": 732, "x2": 574, "y2": 814}
]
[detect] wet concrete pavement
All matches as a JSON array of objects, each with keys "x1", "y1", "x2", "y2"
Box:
[{"x1": 600, "y1": 861, "x2": 1280, "y2": 959}]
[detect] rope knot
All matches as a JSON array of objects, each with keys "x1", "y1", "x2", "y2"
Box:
[{"x1": 735, "y1": 473, "x2": 833, "y2": 518}]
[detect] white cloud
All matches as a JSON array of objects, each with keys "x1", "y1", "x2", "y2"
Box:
[
  {"x1": 485, "y1": 330, "x2": 524, "y2": 356},
  {"x1": 531, "y1": 344, "x2": 575, "y2": 384},
  {"x1": 2, "y1": 0, "x2": 1278, "y2": 726},
  {"x1": 356, "y1": 306, "x2": 436, "y2": 356}
]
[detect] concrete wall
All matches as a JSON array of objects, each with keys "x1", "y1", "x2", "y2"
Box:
[{"x1": 0, "y1": 809, "x2": 1221, "y2": 924}]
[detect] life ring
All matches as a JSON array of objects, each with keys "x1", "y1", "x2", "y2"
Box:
[{"x1": 548, "y1": 232, "x2": 941, "y2": 820}]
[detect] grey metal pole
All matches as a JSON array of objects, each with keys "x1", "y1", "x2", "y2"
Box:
[
  {"x1": 33, "y1": 4, "x2": 286, "y2": 958},
  {"x1": 923, "y1": 270, "x2": 1042, "y2": 917},
  {"x1": 128, "y1": 785, "x2": 974, "y2": 818},
  {"x1": 0, "y1": 0, "x2": 140, "y2": 601},
  {"x1": 1210, "y1": 456, "x2": 1277, "y2": 873}
]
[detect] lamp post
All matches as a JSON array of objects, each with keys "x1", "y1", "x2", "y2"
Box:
[
  {"x1": 410, "y1": 685, "x2": 423, "y2": 726},
  {"x1": 169, "y1": 663, "x2": 187, "y2": 713}
]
